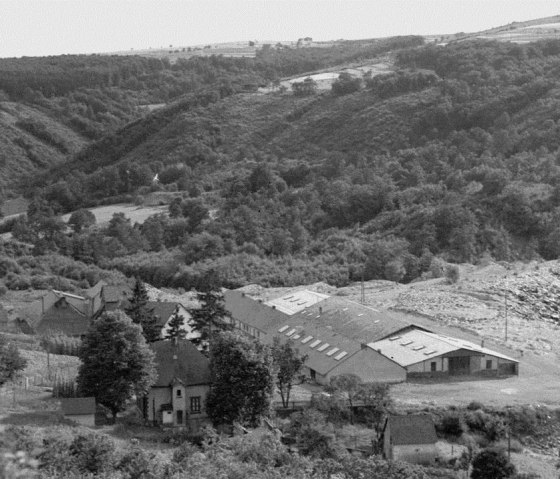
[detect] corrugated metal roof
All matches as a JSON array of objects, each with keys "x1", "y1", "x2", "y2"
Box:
[
  {"x1": 264, "y1": 290, "x2": 329, "y2": 315},
  {"x1": 369, "y1": 329, "x2": 518, "y2": 367}
]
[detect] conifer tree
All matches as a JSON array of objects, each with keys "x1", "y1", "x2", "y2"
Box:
[
  {"x1": 188, "y1": 290, "x2": 231, "y2": 353},
  {"x1": 164, "y1": 309, "x2": 187, "y2": 340},
  {"x1": 126, "y1": 277, "x2": 160, "y2": 342}
]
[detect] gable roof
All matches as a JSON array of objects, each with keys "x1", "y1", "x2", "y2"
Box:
[
  {"x1": 102, "y1": 284, "x2": 132, "y2": 309},
  {"x1": 224, "y1": 290, "x2": 289, "y2": 333},
  {"x1": 287, "y1": 296, "x2": 426, "y2": 344},
  {"x1": 264, "y1": 290, "x2": 329, "y2": 315},
  {"x1": 36, "y1": 297, "x2": 90, "y2": 336},
  {"x1": 386, "y1": 414, "x2": 438, "y2": 445},
  {"x1": 150, "y1": 339, "x2": 211, "y2": 387},
  {"x1": 61, "y1": 397, "x2": 96, "y2": 416},
  {"x1": 370, "y1": 329, "x2": 519, "y2": 367},
  {"x1": 148, "y1": 301, "x2": 182, "y2": 327},
  {"x1": 84, "y1": 280, "x2": 107, "y2": 299}
]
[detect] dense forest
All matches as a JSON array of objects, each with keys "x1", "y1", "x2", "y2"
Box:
[{"x1": 5, "y1": 37, "x2": 560, "y2": 290}]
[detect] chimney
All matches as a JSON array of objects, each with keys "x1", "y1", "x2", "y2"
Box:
[
  {"x1": 319, "y1": 306, "x2": 323, "y2": 314},
  {"x1": 361, "y1": 343, "x2": 367, "y2": 349},
  {"x1": 481, "y1": 340, "x2": 485, "y2": 348},
  {"x1": 271, "y1": 305, "x2": 276, "y2": 309}
]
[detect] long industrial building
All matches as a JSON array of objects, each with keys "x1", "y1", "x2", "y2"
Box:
[{"x1": 224, "y1": 288, "x2": 519, "y2": 385}]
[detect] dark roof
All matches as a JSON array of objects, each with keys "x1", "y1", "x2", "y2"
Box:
[
  {"x1": 386, "y1": 414, "x2": 438, "y2": 446},
  {"x1": 85, "y1": 280, "x2": 107, "y2": 299},
  {"x1": 148, "y1": 301, "x2": 180, "y2": 327},
  {"x1": 36, "y1": 298, "x2": 90, "y2": 336},
  {"x1": 289, "y1": 296, "x2": 424, "y2": 344},
  {"x1": 102, "y1": 284, "x2": 132, "y2": 304},
  {"x1": 61, "y1": 397, "x2": 96, "y2": 415},
  {"x1": 151, "y1": 339, "x2": 211, "y2": 387},
  {"x1": 224, "y1": 290, "x2": 291, "y2": 333}
]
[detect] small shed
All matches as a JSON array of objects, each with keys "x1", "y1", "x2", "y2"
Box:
[
  {"x1": 61, "y1": 397, "x2": 96, "y2": 426},
  {"x1": 383, "y1": 414, "x2": 438, "y2": 465}
]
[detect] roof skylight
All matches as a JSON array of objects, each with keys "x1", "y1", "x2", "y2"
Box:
[
  {"x1": 317, "y1": 343, "x2": 330, "y2": 352},
  {"x1": 278, "y1": 325, "x2": 289, "y2": 333},
  {"x1": 334, "y1": 351, "x2": 348, "y2": 360},
  {"x1": 309, "y1": 340, "x2": 321, "y2": 348},
  {"x1": 301, "y1": 336, "x2": 313, "y2": 344},
  {"x1": 326, "y1": 347, "x2": 340, "y2": 356}
]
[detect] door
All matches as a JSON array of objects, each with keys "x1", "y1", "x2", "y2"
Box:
[
  {"x1": 448, "y1": 356, "x2": 470, "y2": 375},
  {"x1": 176, "y1": 410, "x2": 183, "y2": 425}
]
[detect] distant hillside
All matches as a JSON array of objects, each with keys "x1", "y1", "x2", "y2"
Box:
[{"x1": 430, "y1": 15, "x2": 560, "y2": 44}]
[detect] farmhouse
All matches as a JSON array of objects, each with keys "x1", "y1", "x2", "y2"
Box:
[
  {"x1": 139, "y1": 339, "x2": 211, "y2": 432},
  {"x1": 35, "y1": 282, "x2": 198, "y2": 340},
  {"x1": 383, "y1": 414, "x2": 438, "y2": 465},
  {"x1": 224, "y1": 289, "x2": 519, "y2": 384}
]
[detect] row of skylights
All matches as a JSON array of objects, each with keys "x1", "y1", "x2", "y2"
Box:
[{"x1": 278, "y1": 326, "x2": 348, "y2": 361}]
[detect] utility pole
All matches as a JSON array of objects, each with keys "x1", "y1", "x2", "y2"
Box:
[
  {"x1": 361, "y1": 268, "x2": 365, "y2": 304},
  {"x1": 504, "y1": 285, "x2": 508, "y2": 342}
]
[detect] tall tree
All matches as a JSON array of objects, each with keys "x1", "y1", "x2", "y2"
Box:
[
  {"x1": 125, "y1": 277, "x2": 160, "y2": 342},
  {"x1": 164, "y1": 309, "x2": 187, "y2": 340},
  {"x1": 0, "y1": 334, "x2": 27, "y2": 387},
  {"x1": 188, "y1": 290, "x2": 231, "y2": 353},
  {"x1": 77, "y1": 311, "x2": 156, "y2": 421},
  {"x1": 271, "y1": 337, "x2": 307, "y2": 408},
  {"x1": 206, "y1": 331, "x2": 274, "y2": 428}
]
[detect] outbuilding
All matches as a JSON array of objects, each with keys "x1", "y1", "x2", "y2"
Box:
[
  {"x1": 60, "y1": 397, "x2": 96, "y2": 426},
  {"x1": 383, "y1": 414, "x2": 438, "y2": 465}
]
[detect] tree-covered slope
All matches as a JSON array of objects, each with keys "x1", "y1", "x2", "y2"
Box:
[{"x1": 11, "y1": 38, "x2": 560, "y2": 290}]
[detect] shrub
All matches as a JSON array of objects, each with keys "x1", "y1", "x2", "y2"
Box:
[
  {"x1": 471, "y1": 448, "x2": 515, "y2": 479},
  {"x1": 467, "y1": 401, "x2": 485, "y2": 411},
  {"x1": 437, "y1": 412, "x2": 464, "y2": 437},
  {"x1": 445, "y1": 264, "x2": 460, "y2": 284}
]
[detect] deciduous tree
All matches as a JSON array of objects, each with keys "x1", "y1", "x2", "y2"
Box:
[
  {"x1": 206, "y1": 331, "x2": 274, "y2": 427},
  {"x1": 77, "y1": 311, "x2": 156, "y2": 421},
  {"x1": 271, "y1": 337, "x2": 307, "y2": 408},
  {"x1": 0, "y1": 334, "x2": 27, "y2": 387}
]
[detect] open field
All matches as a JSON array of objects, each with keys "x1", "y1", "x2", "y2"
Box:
[{"x1": 61, "y1": 203, "x2": 169, "y2": 226}]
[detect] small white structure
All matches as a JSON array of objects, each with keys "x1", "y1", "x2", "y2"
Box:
[{"x1": 61, "y1": 397, "x2": 96, "y2": 426}]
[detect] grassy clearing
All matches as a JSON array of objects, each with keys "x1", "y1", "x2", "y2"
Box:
[{"x1": 61, "y1": 203, "x2": 169, "y2": 226}]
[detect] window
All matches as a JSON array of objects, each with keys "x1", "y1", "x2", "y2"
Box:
[
  {"x1": 486, "y1": 359, "x2": 492, "y2": 369},
  {"x1": 430, "y1": 362, "x2": 437, "y2": 372},
  {"x1": 176, "y1": 389, "x2": 182, "y2": 397},
  {"x1": 190, "y1": 396, "x2": 201, "y2": 413},
  {"x1": 310, "y1": 369, "x2": 316, "y2": 380}
]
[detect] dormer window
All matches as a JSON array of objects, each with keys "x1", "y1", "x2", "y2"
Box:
[{"x1": 176, "y1": 389, "x2": 182, "y2": 397}]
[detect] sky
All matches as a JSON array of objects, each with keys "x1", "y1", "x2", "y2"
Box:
[{"x1": 0, "y1": 0, "x2": 559, "y2": 58}]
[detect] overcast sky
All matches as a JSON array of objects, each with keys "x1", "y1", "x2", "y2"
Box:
[{"x1": 1, "y1": 0, "x2": 559, "y2": 58}]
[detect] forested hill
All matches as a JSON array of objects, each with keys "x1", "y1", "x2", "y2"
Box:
[
  {"x1": 0, "y1": 36, "x2": 421, "y2": 197},
  {"x1": 10, "y1": 37, "x2": 560, "y2": 290}
]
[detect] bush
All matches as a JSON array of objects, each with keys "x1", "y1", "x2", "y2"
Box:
[
  {"x1": 445, "y1": 264, "x2": 460, "y2": 284},
  {"x1": 437, "y1": 412, "x2": 464, "y2": 437},
  {"x1": 471, "y1": 448, "x2": 515, "y2": 479},
  {"x1": 467, "y1": 401, "x2": 485, "y2": 411}
]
